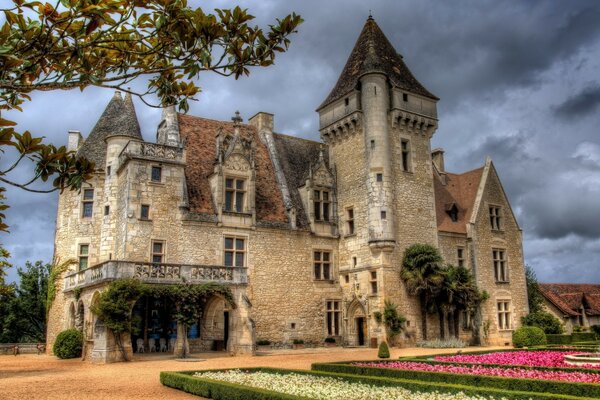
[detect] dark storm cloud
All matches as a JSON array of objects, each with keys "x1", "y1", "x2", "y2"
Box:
[{"x1": 554, "y1": 83, "x2": 600, "y2": 119}]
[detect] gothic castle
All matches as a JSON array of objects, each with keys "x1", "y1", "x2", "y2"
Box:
[{"x1": 47, "y1": 17, "x2": 527, "y2": 362}]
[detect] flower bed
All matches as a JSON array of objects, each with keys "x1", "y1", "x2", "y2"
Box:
[
  {"x1": 353, "y1": 361, "x2": 600, "y2": 384},
  {"x1": 192, "y1": 369, "x2": 503, "y2": 400},
  {"x1": 434, "y1": 350, "x2": 600, "y2": 369}
]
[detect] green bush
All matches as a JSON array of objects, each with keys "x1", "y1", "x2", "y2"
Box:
[
  {"x1": 312, "y1": 362, "x2": 600, "y2": 399},
  {"x1": 378, "y1": 341, "x2": 390, "y2": 358},
  {"x1": 591, "y1": 325, "x2": 600, "y2": 339},
  {"x1": 417, "y1": 339, "x2": 466, "y2": 348},
  {"x1": 256, "y1": 339, "x2": 270, "y2": 346},
  {"x1": 572, "y1": 332, "x2": 596, "y2": 342},
  {"x1": 546, "y1": 334, "x2": 572, "y2": 345},
  {"x1": 521, "y1": 311, "x2": 564, "y2": 334},
  {"x1": 53, "y1": 328, "x2": 83, "y2": 359},
  {"x1": 512, "y1": 326, "x2": 546, "y2": 348},
  {"x1": 573, "y1": 325, "x2": 586, "y2": 333}
]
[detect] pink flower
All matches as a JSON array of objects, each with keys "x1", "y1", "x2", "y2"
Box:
[{"x1": 434, "y1": 351, "x2": 598, "y2": 369}]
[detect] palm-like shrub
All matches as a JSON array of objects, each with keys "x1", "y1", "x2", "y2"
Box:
[{"x1": 53, "y1": 328, "x2": 83, "y2": 359}]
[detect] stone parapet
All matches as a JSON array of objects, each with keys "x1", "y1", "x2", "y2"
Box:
[
  {"x1": 117, "y1": 141, "x2": 184, "y2": 172},
  {"x1": 63, "y1": 261, "x2": 248, "y2": 292}
]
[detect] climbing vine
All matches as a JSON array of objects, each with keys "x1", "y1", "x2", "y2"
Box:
[{"x1": 46, "y1": 259, "x2": 76, "y2": 315}]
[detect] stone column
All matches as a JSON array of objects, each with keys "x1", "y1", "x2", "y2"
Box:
[{"x1": 229, "y1": 289, "x2": 255, "y2": 355}]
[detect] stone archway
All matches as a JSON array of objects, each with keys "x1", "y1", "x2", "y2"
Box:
[
  {"x1": 346, "y1": 299, "x2": 368, "y2": 347},
  {"x1": 201, "y1": 295, "x2": 231, "y2": 351}
]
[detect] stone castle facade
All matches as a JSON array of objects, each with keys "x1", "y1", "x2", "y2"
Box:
[{"x1": 47, "y1": 17, "x2": 528, "y2": 361}]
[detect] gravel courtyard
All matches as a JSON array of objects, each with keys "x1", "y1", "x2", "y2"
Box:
[{"x1": 0, "y1": 346, "x2": 505, "y2": 400}]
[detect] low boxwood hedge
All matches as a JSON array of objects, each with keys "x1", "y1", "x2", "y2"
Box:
[
  {"x1": 311, "y1": 361, "x2": 600, "y2": 398},
  {"x1": 572, "y1": 332, "x2": 596, "y2": 342},
  {"x1": 162, "y1": 367, "x2": 597, "y2": 400}
]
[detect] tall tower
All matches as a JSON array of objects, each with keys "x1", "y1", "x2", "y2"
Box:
[{"x1": 318, "y1": 16, "x2": 440, "y2": 343}]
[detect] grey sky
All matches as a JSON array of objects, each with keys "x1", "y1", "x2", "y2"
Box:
[{"x1": 3, "y1": 0, "x2": 600, "y2": 284}]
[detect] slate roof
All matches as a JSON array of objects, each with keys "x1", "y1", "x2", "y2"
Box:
[
  {"x1": 177, "y1": 114, "x2": 289, "y2": 227},
  {"x1": 318, "y1": 16, "x2": 438, "y2": 110},
  {"x1": 77, "y1": 92, "x2": 142, "y2": 167},
  {"x1": 272, "y1": 133, "x2": 324, "y2": 228},
  {"x1": 539, "y1": 284, "x2": 600, "y2": 317},
  {"x1": 434, "y1": 167, "x2": 484, "y2": 234}
]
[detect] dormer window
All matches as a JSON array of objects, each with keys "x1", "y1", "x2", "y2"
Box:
[
  {"x1": 447, "y1": 204, "x2": 459, "y2": 222},
  {"x1": 314, "y1": 189, "x2": 330, "y2": 222},
  {"x1": 225, "y1": 177, "x2": 245, "y2": 213}
]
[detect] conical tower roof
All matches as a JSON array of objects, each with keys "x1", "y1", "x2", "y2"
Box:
[
  {"x1": 77, "y1": 91, "x2": 143, "y2": 167},
  {"x1": 318, "y1": 16, "x2": 438, "y2": 110}
]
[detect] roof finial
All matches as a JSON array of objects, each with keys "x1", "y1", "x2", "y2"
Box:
[
  {"x1": 232, "y1": 110, "x2": 243, "y2": 127},
  {"x1": 318, "y1": 144, "x2": 325, "y2": 163},
  {"x1": 368, "y1": 10, "x2": 373, "y2": 20}
]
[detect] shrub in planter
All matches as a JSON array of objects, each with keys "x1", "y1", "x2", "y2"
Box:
[
  {"x1": 378, "y1": 341, "x2": 390, "y2": 358},
  {"x1": 512, "y1": 326, "x2": 546, "y2": 348},
  {"x1": 53, "y1": 328, "x2": 83, "y2": 359}
]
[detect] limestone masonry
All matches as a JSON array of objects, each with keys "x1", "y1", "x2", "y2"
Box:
[{"x1": 47, "y1": 17, "x2": 528, "y2": 361}]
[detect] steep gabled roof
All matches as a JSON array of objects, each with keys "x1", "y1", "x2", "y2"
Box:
[
  {"x1": 539, "y1": 283, "x2": 600, "y2": 317},
  {"x1": 318, "y1": 16, "x2": 438, "y2": 110},
  {"x1": 177, "y1": 114, "x2": 289, "y2": 226},
  {"x1": 434, "y1": 167, "x2": 484, "y2": 234},
  {"x1": 77, "y1": 92, "x2": 142, "y2": 167}
]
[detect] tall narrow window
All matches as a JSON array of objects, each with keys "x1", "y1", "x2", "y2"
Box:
[
  {"x1": 104, "y1": 205, "x2": 110, "y2": 216},
  {"x1": 370, "y1": 271, "x2": 378, "y2": 294},
  {"x1": 326, "y1": 301, "x2": 341, "y2": 336},
  {"x1": 106, "y1": 166, "x2": 111, "y2": 176},
  {"x1": 225, "y1": 177, "x2": 246, "y2": 213},
  {"x1": 82, "y1": 189, "x2": 94, "y2": 218},
  {"x1": 151, "y1": 166, "x2": 162, "y2": 182},
  {"x1": 314, "y1": 250, "x2": 331, "y2": 280},
  {"x1": 313, "y1": 190, "x2": 330, "y2": 222},
  {"x1": 457, "y1": 247, "x2": 465, "y2": 267},
  {"x1": 493, "y1": 249, "x2": 508, "y2": 282},
  {"x1": 402, "y1": 93, "x2": 408, "y2": 102},
  {"x1": 497, "y1": 301, "x2": 512, "y2": 330},
  {"x1": 224, "y1": 237, "x2": 245, "y2": 267},
  {"x1": 78, "y1": 244, "x2": 89, "y2": 271},
  {"x1": 151, "y1": 240, "x2": 164, "y2": 263},
  {"x1": 141, "y1": 204, "x2": 150, "y2": 220},
  {"x1": 376, "y1": 173, "x2": 383, "y2": 182},
  {"x1": 352, "y1": 256, "x2": 357, "y2": 268},
  {"x1": 489, "y1": 206, "x2": 502, "y2": 230},
  {"x1": 346, "y1": 208, "x2": 355, "y2": 235},
  {"x1": 401, "y1": 140, "x2": 410, "y2": 171}
]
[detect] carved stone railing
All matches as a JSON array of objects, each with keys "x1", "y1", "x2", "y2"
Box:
[
  {"x1": 117, "y1": 141, "x2": 184, "y2": 171},
  {"x1": 63, "y1": 261, "x2": 248, "y2": 291}
]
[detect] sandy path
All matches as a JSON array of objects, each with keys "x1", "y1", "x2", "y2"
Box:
[{"x1": 0, "y1": 346, "x2": 506, "y2": 400}]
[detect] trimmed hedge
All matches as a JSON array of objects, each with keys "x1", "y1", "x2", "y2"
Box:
[
  {"x1": 572, "y1": 332, "x2": 596, "y2": 342},
  {"x1": 378, "y1": 341, "x2": 390, "y2": 358},
  {"x1": 312, "y1": 361, "x2": 600, "y2": 399},
  {"x1": 53, "y1": 328, "x2": 83, "y2": 359},
  {"x1": 546, "y1": 334, "x2": 572, "y2": 345},
  {"x1": 163, "y1": 367, "x2": 598, "y2": 400},
  {"x1": 512, "y1": 326, "x2": 547, "y2": 348}
]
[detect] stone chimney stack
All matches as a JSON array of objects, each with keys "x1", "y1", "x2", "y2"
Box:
[
  {"x1": 67, "y1": 130, "x2": 83, "y2": 152},
  {"x1": 432, "y1": 148, "x2": 445, "y2": 173},
  {"x1": 156, "y1": 105, "x2": 181, "y2": 146},
  {"x1": 248, "y1": 112, "x2": 274, "y2": 133}
]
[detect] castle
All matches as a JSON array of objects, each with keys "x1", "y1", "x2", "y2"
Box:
[{"x1": 47, "y1": 17, "x2": 528, "y2": 362}]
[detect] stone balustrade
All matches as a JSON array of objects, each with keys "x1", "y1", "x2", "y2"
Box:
[
  {"x1": 117, "y1": 141, "x2": 184, "y2": 171},
  {"x1": 63, "y1": 261, "x2": 248, "y2": 291}
]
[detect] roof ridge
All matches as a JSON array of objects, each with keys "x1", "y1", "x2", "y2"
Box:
[{"x1": 273, "y1": 132, "x2": 322, "y2": 145}]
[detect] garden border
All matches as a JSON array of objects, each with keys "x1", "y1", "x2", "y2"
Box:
[{"x1": 161, "y1": 367, "x2": 597, "y2": 400}]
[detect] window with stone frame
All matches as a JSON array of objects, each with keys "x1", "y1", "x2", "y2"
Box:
[
  {"x1": 493, "y1": 249, "x2": 509, "y2": 283},
  {"x1": 81, "y1": 188, "x2": 94, "y2": 218},
  {"x1": 313, "y1": 189, "x2": 331, "y2": 222},
  {"x1": 370, "y1": 271, "x2": 378, "y2": 294},
  {"x1": 224, "y1": 177, "x2": 246, "y2": 213},
  {"x1": 326, "y1": 300, "x2": 341, "y2": 336},
  {"x1": 346, "y1": 207, "x2": 355, "y2": 235},
  {"x1": 497, "y1": 300, "x2": 512, "y2": 330},
  {"x1": 140, "y1": 204, "x2": 150, "y2": 220},
  {"x1": 151, "y1": 166, "x2": 162, "y2": 183},
  {"x1": 224, "y1": 237, "x2": 245, "y2": 267},
  {"x1": 489, "y1": 205, "x2": 502, "y2": 230},
  {"x1": 457, "y1": 247, "x2": 465, "y2": 267},
  {"x1": 151, "y1": 240, "x2": 165, "y2": 263},
  {"x1": 401, "y1": 139, "x2": 411, "y2": 172},
  {"x1": 314, "y1": 250, "x2": 332, "y2": 280},
  {"x1": 78, "y1": 244, "x2": 89, "y2": 271}
]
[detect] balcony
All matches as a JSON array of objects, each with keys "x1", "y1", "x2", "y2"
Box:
[{"x1": 63, "y1": 261, "x2": 248, "y2": 292}]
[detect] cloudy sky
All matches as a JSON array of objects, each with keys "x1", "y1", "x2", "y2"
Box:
[{"x1": 3, "y1": 0, "x2": 600, "y2": 284}]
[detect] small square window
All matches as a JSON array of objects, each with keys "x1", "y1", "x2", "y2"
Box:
[
  {"x1": 141, "y1": 205, "x2": 150, "y2": 220},
  {"x1": 83, "y1": 189, "x2": 94, "y2": 200},
  {"x1": 291, "y1": 323, "x2": 296, "y2": 329},
  {"x1": 381, "y1": 210, "x2": 387, "y2": 220},
  {"x1": 403, "y1": 93, "x2": 408, "y2": 102},
  {"x1": 82, "y1": 202, "x2": 93, "y2": 218},
  {"x1": 151, "y1": 240, "x2": 164, "y2": 263},
  {"x1": 376, "y1": 173, "x2": 383, "y2": 182},
  {"x1": 151, "y1": 166, "x2": 162, "y2": 182}
]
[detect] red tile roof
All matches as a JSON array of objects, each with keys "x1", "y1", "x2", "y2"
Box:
[
  {"x1": 434, "y1": 167, "x2": 484, "y2": 234},
  {"x1": 178, "y1": 114, "x2": 288, "y2": 226},
  {"x1": 539, "y1": 283, "x2": 600, "y2": 317}
]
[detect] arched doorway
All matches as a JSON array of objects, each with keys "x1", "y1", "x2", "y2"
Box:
[
  {"x1": 131, "y1": 295, "x2": 178, "y2": 353},
  {"x1": 201, "y1": 296, "x2": 231, "y2": 351},
  {"x1": 347, "y1": 299, "x2": 367, "y2": 346}
]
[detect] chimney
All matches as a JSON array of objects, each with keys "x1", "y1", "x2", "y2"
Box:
[
  {"x1": 248, "y1": 112, "x2": 274, "y2": 133},
  {"x1": 432, "y1": 148, "x2": 445, "y2": 173},
  {"x1": 67, "y1": 130, "x2": 83, "y2": 152}
]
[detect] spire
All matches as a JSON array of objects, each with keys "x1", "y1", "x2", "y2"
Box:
[
  {"x1": 317, "y1": 17, "x2": 438, "y2": 110},
  {"x1": 77, "y1": 91, "x2": 143, "y2": 167}
]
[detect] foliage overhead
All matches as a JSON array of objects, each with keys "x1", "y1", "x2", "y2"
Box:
[
  {"x1": 0, "y1": 1, "x2": 302, "y2": 231},
  {"x1": 0, "y1": 246, "x2": 12, "y2": 295}
]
